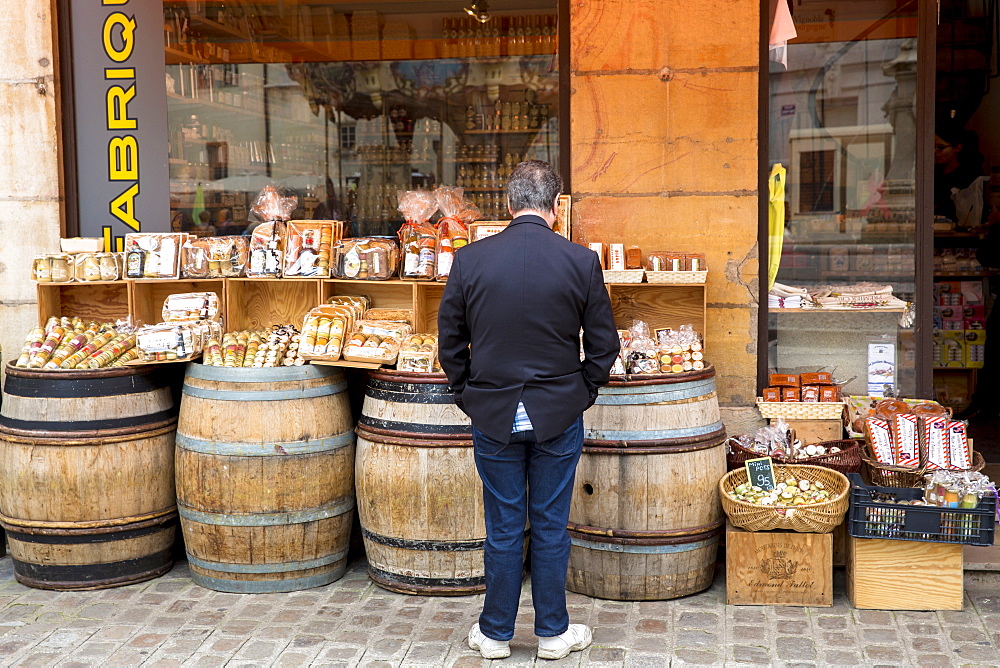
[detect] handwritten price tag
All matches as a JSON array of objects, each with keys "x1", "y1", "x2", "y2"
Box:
[{"x1": 744, "y1": 457, "x2": 776, "y2": 491}]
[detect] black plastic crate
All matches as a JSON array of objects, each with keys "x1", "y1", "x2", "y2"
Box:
[{"x1": 847, "y1": 473, "x2": 997, "y2": 546}]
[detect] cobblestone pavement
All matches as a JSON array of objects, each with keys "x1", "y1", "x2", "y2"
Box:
[{"x1": 0, "y1": 555, "x2": 999, "y2": 667}]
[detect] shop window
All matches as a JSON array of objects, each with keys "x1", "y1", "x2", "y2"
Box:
[
  {"x1": 766, "y1": 0, "x2": 920, "y2": 398},
  {"x1": 162, "y1": 1, "x2": 560, "y2": 238}
]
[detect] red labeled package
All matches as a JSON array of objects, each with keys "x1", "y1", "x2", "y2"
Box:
[
  {"x1": 921, "y1": 416, "x2": 950, "y2": 470},
  {"x1": 801, "y1": 385, "x2": 820, "y2": 402},
  {"x1": 864, "y1": 417, "x2": 894, "y2": 464},
  {"x1": 769, "y1": 373, "x2": 799, "y2": 387},
  {"x1": 800, "y1": 371, "x2": 834, "y2": 385},
  {"x1": 781, "y1": 387, "x2": 800, "y2": 402},
  {"x1": 762, "y1": 386, "x2": 781, "y2": 402},
  {"x1": 819, "y1": 386, "x2": 840, "y2": 402},
  {"x1": 946, "y1": 420, "x2": 972, "y2": 470},
  {"x1": 891, "y1": 414, "x2": 919, "y2": 467}
]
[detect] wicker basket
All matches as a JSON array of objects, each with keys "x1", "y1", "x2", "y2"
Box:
[
  {"x1": 726, "y1": 438, "x2": 862, "y2": 476},
  {"x1": 859, "y1": 450, "x2": 985, "y2": 488},
  {"x1": 720, "y1": 465, "x2": 850, "y2": 533},
  {"x1": 603, "y1": 269, "x2": 645, "y2": 284},
  {"x1": 645, "y1": 270, "x2": 708, "y2": 284},
  {"x1": 756, "y1": 400, "x2": 846, "y2": 421}
]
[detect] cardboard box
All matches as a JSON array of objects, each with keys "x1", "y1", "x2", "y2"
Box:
[
  {"x1": 726, "y1": 523, "x2": 832, "y2": 607},
  {"x1": 965, "y1": 330, "x2": 986, "y2": 368},
  {"x1": 937, "y1": 331, "x2": 966, "y2": 368},
  {"x1": 781, "y1": 419, "x2": 844, "y2": 444},
  {"x1": 847, "y1": 536, "x2": 963, "y2": 610}
]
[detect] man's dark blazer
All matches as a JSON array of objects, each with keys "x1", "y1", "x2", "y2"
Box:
[{"x1": 437, "y1": 214, "x2": 620, "y2": 444}]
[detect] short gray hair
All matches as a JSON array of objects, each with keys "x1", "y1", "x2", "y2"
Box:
[{"x1": 507, "y1": 160, "x2": 562, "y2": 214}]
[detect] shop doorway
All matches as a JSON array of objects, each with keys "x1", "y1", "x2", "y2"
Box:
[{"x1": 933, "y1": 0, "x2": 1000, "y2": 465}]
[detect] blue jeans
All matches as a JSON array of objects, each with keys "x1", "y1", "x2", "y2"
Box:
[{"x1": 472, "y1": 416, "x2": 584, "y2": 641}]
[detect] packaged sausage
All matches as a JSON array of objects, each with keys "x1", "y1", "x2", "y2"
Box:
[
  {"x1": 123, "y1": 233, "x2": 188, "y2": 279},
  {"x1": 432, "y1": 186, "x2": 478, "y2": 281},
  {"x1": 799, "y1": 371, "x2": 834, "y2": 385},
  {"x1": 801, "y1": 385, "x2": 821, "y2": 402},
  {"x1": 921, "y1": 415, "x2": 950, "y2": 470},
  {"x1": 182, "y1": 236, "x2": 249, "y2": 278},
  {"x1": 780, "y1": 387, "x2": 800, "y2": 402},
  {"x1": 397, "y1": 190, "x2": 439, "y2": 280},
  {"x1": 946, "y1": 420, "x2": 972, "y2": 470},
  {"x1": 892, "y1": 413, "x2": 920, "y2": 467},
  {"x1": 284, "y1": 221, "x2": 343, "y2": 278},
  {"x1": 769, "y1": 373, "x2": 799, "y2": 387},
  {"x1": 864, "y1": 417, "x2": 894, "y2": 464},
  {"x1": 332, "y1": 237, "x2": 400, "y2": 280},
  {"x1": 819, "y1": 386, "x2": 840, "y2": 402},
  {"x1": 762, "y1": 386, "x2": 782, "y2": 402}
]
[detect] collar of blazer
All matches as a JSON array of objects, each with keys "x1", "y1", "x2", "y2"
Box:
[{"x1": 507, "y1": 214, "x2": 552, "y2": 229}]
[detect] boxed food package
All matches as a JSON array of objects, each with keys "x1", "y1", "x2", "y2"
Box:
[
  {"x1": 781, "y1": 387, "x2": 800, "y2": 402},
  {"x1": 762, "y1": 386, "x2": 782, "y2": 402},
  {"x1": 283, "y1": 221, "x2": 343, "y2": 278},
  {"x1": 769, "y1": 373, "x2": 800, "y2": 387},
  {"x1": 136, "y1": 319, "x2": 220, "y2": 362},
  {"x1": 299, "y1": 303, "x2": 363, "y2": 360},
  {"x1": 182, "y1": 236, "x2": 249, "y2": 278},
  {"x1": 397, "y1": 334, "x2": 438, "y2": 373},
  {"x1": 162, "y1": 292, "x2": 221, "y2": 322},
  {"x1": 332, "y1": 237, "x2": 399, "y2": 280},
  {"x1": 60, "y1": 237, "x2": 104, "y2": 254},
  {"x1": 432, "y1": 186, "x2": 478, "y2": 280},
  {"x1": 124, "y1": 233, "x2": 189, "y2": 279},
  {"x1": 397, "y1": 190, "x2": 439, "y2": 280},
  {"x1": 247, "y1": 222, "x2": 285, "y2": 277}
]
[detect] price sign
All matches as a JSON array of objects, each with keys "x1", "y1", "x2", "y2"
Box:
[{"x1": 745, "y1": 457, "x2": 776, "y2": 491}]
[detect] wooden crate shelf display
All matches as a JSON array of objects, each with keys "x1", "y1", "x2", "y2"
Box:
[
  {"x1": 37, "y1": 277, "x2": 707, "y2": 342},
  {"x1": 725, "y1": 522, "x2": 833, "y2": 607},
  {"x1": 846, "y1": 536, "x2": 964, "y2": 611}
]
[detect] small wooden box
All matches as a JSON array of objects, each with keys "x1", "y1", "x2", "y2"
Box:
[
  {"x1": 782, "y1": 418, "x2": 845, "y2": 444},
  {"x1": 847, "y1": 536, "x2": 964, "y2": 610},
  {"x1": 726, "y1": 522, "x2": 833, "y2": 607}
]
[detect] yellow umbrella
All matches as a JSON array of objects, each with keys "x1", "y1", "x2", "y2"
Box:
[{"x1": 767, "y1": 163, "x2": 786, "y2": 292}]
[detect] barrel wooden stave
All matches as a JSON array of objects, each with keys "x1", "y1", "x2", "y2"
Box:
[
  {"x1": 0, "y1": 364, "x2": 179, "y2": 591},
  {"x1": 2, "y1": 516, "x2": 177, "y2": 591},
  {"x1": 583, "y1": 368, "x2": 724, "y2": 446},
  {"x1": 176, "y1": 364, "x2": 355, "y2": 593},
  {"x1": 0, "y1": 363, "x2": 177, "y2": 438},
  {"x1": 0, "y1": 426, "x2": 177, "y2": 524},
  {"x1": 566, "y1": 530, "x2": 721, "y2": 601},
  {"x1": 356, "y1": 433, "x2": 484, "y2": 595},
  {"x1": 569, "y1": 368, "x2": 726, "y2": 601},
  {"x1": 356, "y1": 370, "x2": 484, "y2": 595},
  {"x1": 570, "y1": 441, "x2": 726, "y2": 536}
]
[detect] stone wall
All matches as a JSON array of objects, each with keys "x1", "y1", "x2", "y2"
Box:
[
  {"x1": 569, "y1": 0, "x2": 760, "y2": 410},
  {"x1": 0, "y1": 1, "x2": 62, "y2": 370}
]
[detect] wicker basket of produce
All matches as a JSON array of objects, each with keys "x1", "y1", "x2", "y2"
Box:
[
  {"x1": 726, "y1": 438, "x2": 863, "y2": 476},
  {"x1": 860, "y1": 451, "x2": 985, "y2": 488},
  {"x1": 720, "y1": 465, "x2": 850, "y2": 533}
]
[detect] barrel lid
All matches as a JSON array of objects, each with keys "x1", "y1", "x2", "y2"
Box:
[{"x1": 184, "y1": 362, "x2": 343, "y2": 383}]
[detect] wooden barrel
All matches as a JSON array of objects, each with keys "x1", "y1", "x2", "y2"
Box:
[
  {"x1": 567, "y1": 367, "x2": 727, "y2": 600},
  {"x1": 355, "y1": 370, "x2": 483, "y2": 595},
  {"x1": 176, "y1": 363, "x2": 355, "y2": 593},
  {"x1": 0, "y1": 364, "x2": 179, "y2": 590},
  {"x1": 0, "y1": 362, "x2": 177, "y2": 437}
]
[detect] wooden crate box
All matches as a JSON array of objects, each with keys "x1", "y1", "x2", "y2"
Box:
[
  {"x1": 726, "y1": 522, "x2": 832, "y2": 607},
  {"x1": 847, "y1": 536, "x2": 964, "y2": 610}
]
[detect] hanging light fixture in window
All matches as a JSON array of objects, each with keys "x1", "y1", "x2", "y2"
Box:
[{"x1": 464, "y1": 0, "x2": 492, "y2": 23}]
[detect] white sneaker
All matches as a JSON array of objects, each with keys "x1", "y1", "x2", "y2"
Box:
[
  {"x1": 468, "y1": 623, "x2": 511, "y2": 659},
  {"x1": 537, "y1": 623, "x2": 593, "y2": 660}
]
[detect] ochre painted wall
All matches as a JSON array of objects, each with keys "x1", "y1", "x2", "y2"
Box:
[{"x1": 569, "y1": 0, "x2": 760, "y2": 408}]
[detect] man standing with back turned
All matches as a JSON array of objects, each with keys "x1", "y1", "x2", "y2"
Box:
[{"x1": 438, "y1": 160, "x2": 620, "y2": 660}]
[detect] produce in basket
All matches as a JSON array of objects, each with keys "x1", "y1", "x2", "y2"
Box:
[{"x1": 729, "y1": 476, "x2": 832, "y2": 507}]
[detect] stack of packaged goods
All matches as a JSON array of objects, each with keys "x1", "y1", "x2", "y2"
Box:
[
  {"x1": 135, "y1": 292, "x2": 222, "y2": 362},
  {"x1": 610, "y1": 320, "x2": 707, "y2": 376},
  {"x1": 761, "y1": 372, "x2": 841, "y2": 403},
  {"x1": 12, "y1": 317, "x2": 139, "y2": 369},
  {"x1": 203, "y1": 326, "x2": 306, "y2": 368}
]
